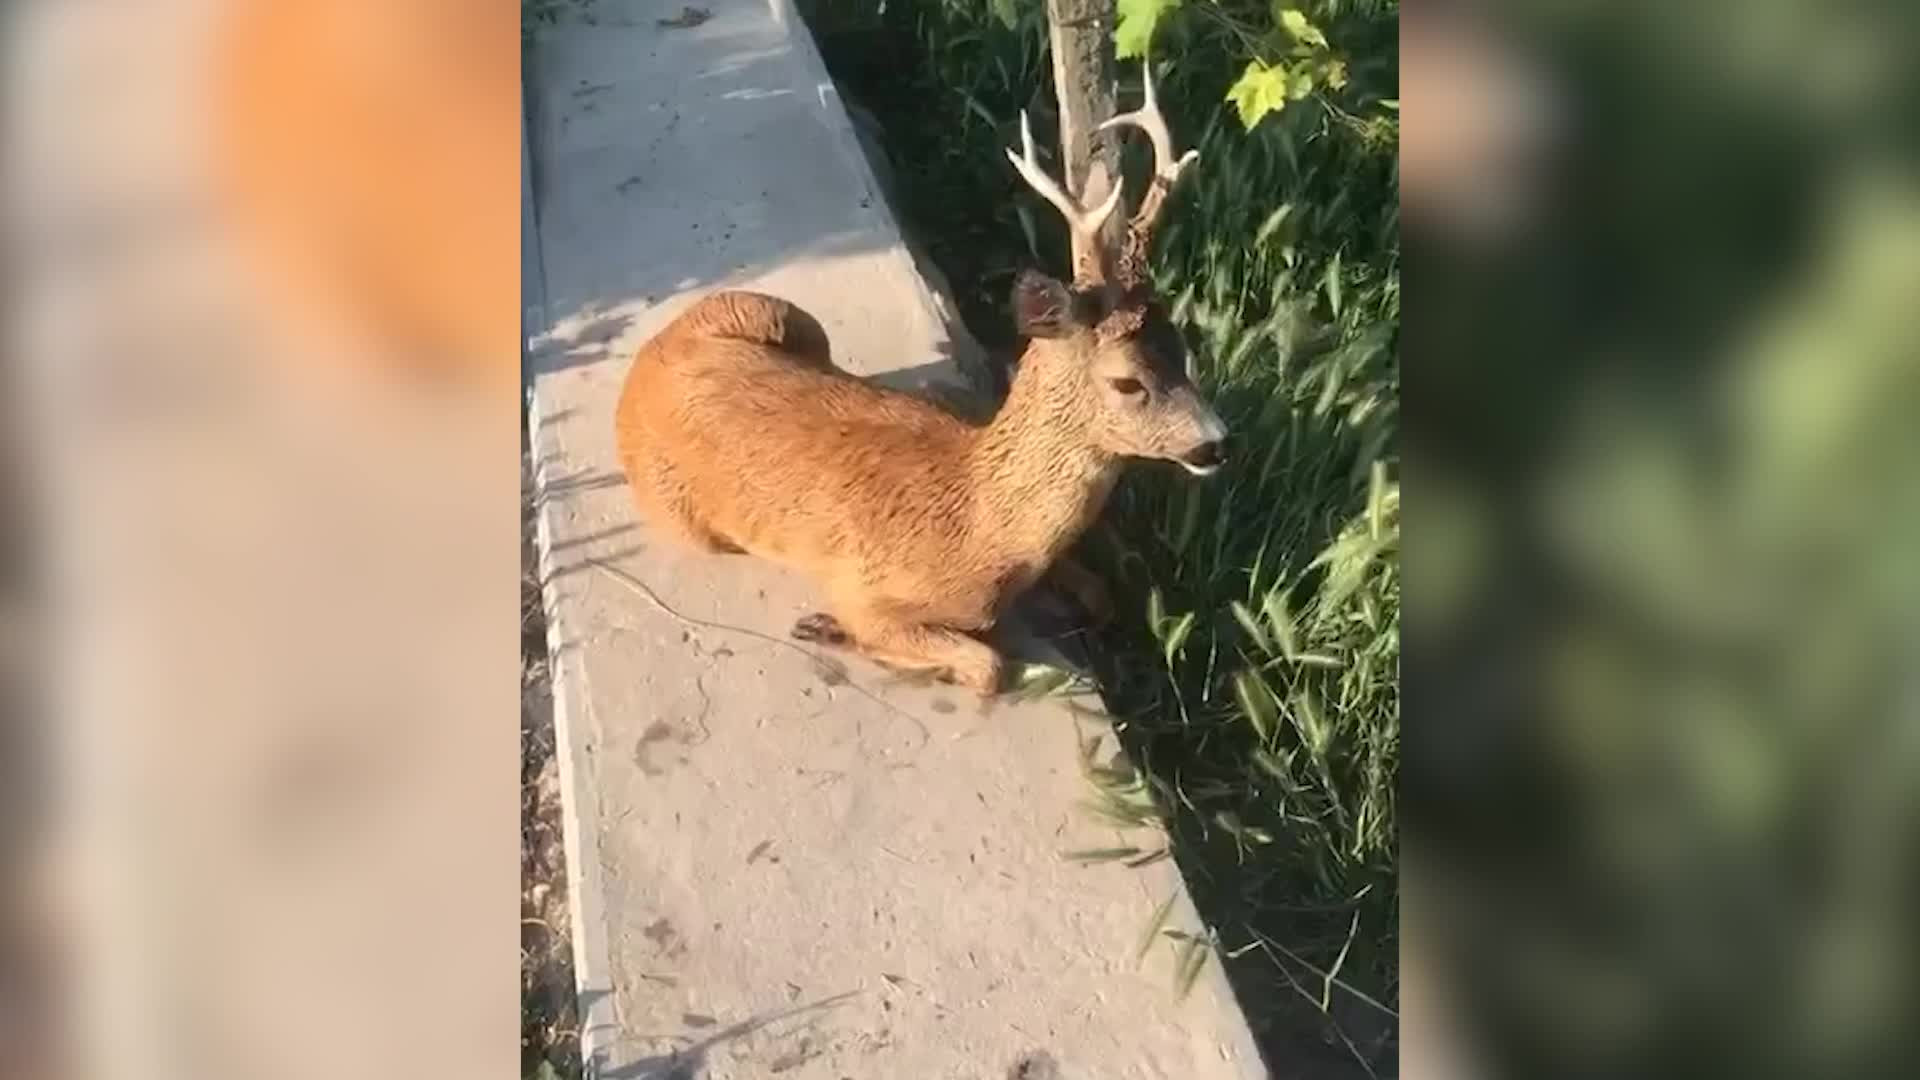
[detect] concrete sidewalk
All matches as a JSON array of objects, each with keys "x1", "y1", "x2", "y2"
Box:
[{"x1": 525, "y1": 1, "x2": 1265, "y2": 1075}]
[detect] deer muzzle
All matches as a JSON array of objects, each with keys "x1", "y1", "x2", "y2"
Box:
[{"x1": 1175, "y1": 399, "x2": 1229, "y2": 476}]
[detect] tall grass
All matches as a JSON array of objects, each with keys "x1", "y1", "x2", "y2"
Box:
[{"x1": 803, "y1": 0, "x2": 1397, "y2": 1069}]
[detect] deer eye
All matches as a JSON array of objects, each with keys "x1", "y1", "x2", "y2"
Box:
[{"x1": 1108, "y1": 376, "x2": 1146, "y2": 397}]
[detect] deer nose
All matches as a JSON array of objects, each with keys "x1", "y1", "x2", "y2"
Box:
[{"x1": 1180, "y1": 439, "x2": 1227, "y2": 475}]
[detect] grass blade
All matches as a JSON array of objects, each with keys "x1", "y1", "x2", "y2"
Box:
[
  {"x1": 1061, "y1": 846, "x2": 1145, "y2": 864},
  {"x1": 1321, "y1": 910, "x2": 1361, "y2": 1013},
  {"x1": 1136, "y1": 891, "x2": 1178, "y2": 968},
  {"x1": 1233, "y1": 668, "x2": 1280, "y2": 744},
  {"x1": 1161, "y1": 611, "x2": 1196, "y2": 668},
  {"x1": 1230, "y1": 600, "x2": 1275, "y2": 655},
  {"x1": 1174, "y1": 931, "x2": 1212, "y2": 1001}
]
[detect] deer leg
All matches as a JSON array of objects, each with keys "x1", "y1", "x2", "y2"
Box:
[
  {"x1": 794, "y1": 605, "x2": 1004, "y2": 694},
  {"x1": 790, "y1": 612, "x2": 851, "y2": 646},
  {"x1": 1047, "y1": 555, "x2": 1113, "y2": 627},
  {"x1": 858, "y1": 618, "x2": 1005, "y2": 695},
  {"x1": 622, "y1": 453, "x2": 741, "y2": 554}
]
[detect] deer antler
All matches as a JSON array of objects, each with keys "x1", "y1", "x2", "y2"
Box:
[
  {"x1": 1096, "y1": 58, "x2": 1199, "y2": 282},
  {"x1": 1005, "y1": 109, "x2": 1125, "y2": 289}
]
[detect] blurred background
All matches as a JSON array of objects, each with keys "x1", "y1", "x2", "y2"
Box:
[
  {"x1": 1404, "y1": 2, "x2": 1920, "y2": 1078},
  {"x1": 4, "y1": 1, "x2": 519, "y2": 1078}
]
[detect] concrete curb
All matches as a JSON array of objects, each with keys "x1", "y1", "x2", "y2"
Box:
[
  {"x1": 524, "y1": 51, "x2": 625, "y2": 1072},
  {"x1": 531, "y1": 398, "x2": 627, "y2": 1074}
]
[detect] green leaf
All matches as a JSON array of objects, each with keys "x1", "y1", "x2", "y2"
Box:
[
  {"x1": 1225, "y1": 60, "x2": 1291, "y2": 130},
  {"x1": 1278, "y1": 8, "x2": 1328, "y2": 50},
  {"x1": 989, "y1": 0, "x2": 1019, "y2": 30},
  {"x1": 1323, "y1": 249, "x2": 1344, "y2": 317},
  {"x1": 1115, "y1": 0, "x2": 1181, "y2": 60}
]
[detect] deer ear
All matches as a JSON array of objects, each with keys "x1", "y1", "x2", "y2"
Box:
[{"x1": 1011, "y1": 270, "x2": 1086, "y2": 339}]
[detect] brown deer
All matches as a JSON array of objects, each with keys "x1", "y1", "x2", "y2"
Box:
[{"x1": 613, "y1": 64, "x2": 1224, "y2": 693}]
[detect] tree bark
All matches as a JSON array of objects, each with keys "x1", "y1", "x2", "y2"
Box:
[{"x1": 1043, "y1": 0, "x2": 1123, "y2": 255}]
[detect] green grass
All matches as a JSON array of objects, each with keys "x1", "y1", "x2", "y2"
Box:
[{"x1": 801, "y1": 0, "x2": 1398, "y2": 1069}]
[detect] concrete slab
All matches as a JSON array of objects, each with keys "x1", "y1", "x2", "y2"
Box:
[{"x1": 526, "y1": 1, "x2": 1266, "y2": 1076}]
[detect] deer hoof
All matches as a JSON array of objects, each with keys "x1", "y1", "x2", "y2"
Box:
[
  {"x1": 791, "y1": 612, "x2": 850, "y2": 646},
  {"x1": 955, "y1": 657, "x2": 1006, "y2": 697}
]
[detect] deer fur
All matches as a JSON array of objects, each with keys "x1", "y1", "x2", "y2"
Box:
[{"x1": 614, "y1": 64, "x2": 1223, "y2": 694}]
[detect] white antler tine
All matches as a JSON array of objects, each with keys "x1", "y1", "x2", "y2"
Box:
[
  {"x1": 1093, "y1": 54, "x2": 1198, "y2": 261},
  {"x1": 1005, "y1": 105, "x2": 1125, "y2": 285}
]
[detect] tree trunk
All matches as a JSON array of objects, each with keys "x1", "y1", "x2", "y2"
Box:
[{"x1": 1043, "y1": 0, "x2": 1123, "y2": 254}]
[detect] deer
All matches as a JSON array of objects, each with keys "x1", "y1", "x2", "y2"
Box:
[{"x1": 613, "y1": 63, "x2": 1225, "y2": 694}]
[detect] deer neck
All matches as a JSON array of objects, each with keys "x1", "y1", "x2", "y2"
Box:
[{"x1": 965, "y1": 347, "x2": 1121, "y2": 565}]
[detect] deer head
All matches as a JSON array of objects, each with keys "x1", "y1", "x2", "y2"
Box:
[{"x1": 1003, "y1": 61, "x2": 1226, "y2": 476}]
